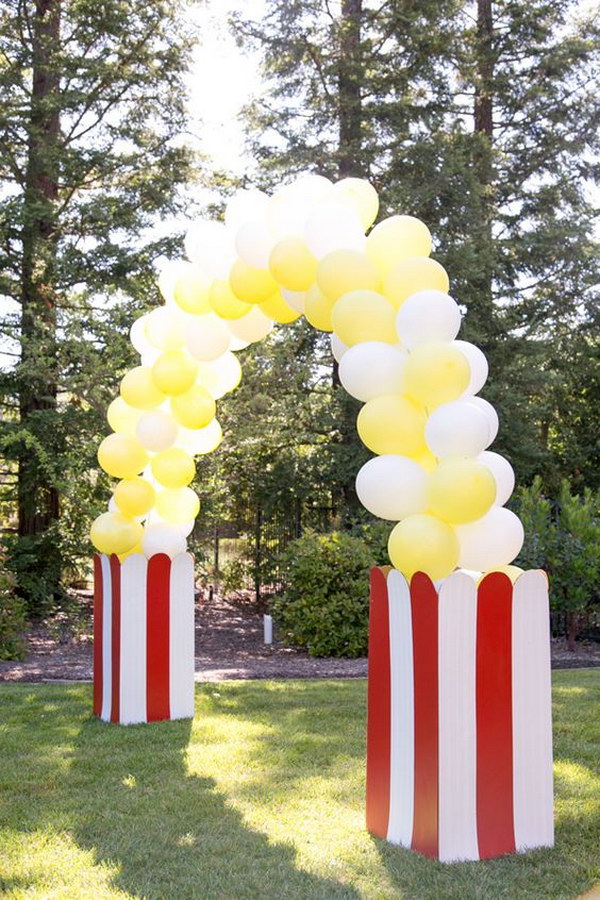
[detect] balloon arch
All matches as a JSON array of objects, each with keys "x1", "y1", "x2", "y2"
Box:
[{"x1": 90, "y1": 174, "x2": 524, "y2": 582}]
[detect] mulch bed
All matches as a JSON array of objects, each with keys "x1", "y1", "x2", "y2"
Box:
[{"x1": 1, "y1": 589, "x2": 599, "y2": 683}]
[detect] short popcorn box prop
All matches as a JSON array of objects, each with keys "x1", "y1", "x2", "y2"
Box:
[
  {"x1": 93, "y1": 553, "x2": 195, "y2": 725},
  {"x1": 366, "y1": 567, "x2": 554, "y2": 862}
]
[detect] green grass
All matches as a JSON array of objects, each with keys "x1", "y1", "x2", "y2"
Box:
[{"x1": 0, "y1": 672, "x2": 598, "y2": 900}]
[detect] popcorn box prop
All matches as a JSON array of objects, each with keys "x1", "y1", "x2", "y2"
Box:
[
  {"x1": 366, "y1": 568, "x2": 554, "y2": 862},
  {"x1": 93, "y1": 553, "x2": 195, "y2": 724}
]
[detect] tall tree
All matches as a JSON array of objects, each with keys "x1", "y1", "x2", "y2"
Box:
[{"x1": 0, "y1": 0, "x2": 197, "y2": 613}]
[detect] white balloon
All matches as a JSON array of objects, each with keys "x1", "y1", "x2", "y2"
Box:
[
  {"x1": 130, "y1": 314, "x2": 154, "y2": 356},
  {"x1": 140, "y1": 349, "x2": 161, "y2": 367},
  {"x1": 356, "y1": 455, "x2": 428, "y2": 520},
  {"x1": 234, "y1": 219, "x2": 274, "y2": 269},
  {"x1": 227, "y1": 306, "x2": 274, "y2": 343},
  {"x1": 176, "y1": 419, "x2": 223, "y2": 455},
  {"x1": 197, "y1": 352, "x2": 242, "y2": 399},
  {"x1": 157, "y1": 260, "x2": 195, "y2": 306},
  {"x1": 338, "y1": 342, "x2": 406, "y2": 402},
  {"x1": 303, "y1": 203, "x2": 366, "y2": 259},
  {"x1": 396, "y1": 291, "x2": 461, "y2": 349},
  {"x1": 185, "y1": 314, "x2": 231, "y2": 361},
  {"x1": 144, "y1": 306, "x2": 185, "y2": 351},
  {"x1": 136, "y1": 410, "x2": 178, "y2": 452},
  {"x1": 466, "y1": 396, "x2": 499, "y2": 444},
  {"x1": 225, "y1": 188, "x2": 269, "y2": 230},
  {"x1": 455, "y1": 506, "x2": 524, "y2": 570},
  {"x1": 281, "y1": 288, "x2": 306, "y2": 313},
  {"x1": 453, "y1": 339, "x2": 489, "y2": 394},
  {"x1": 228, "y1": 335, "x2": 250, "y2": 351},
  {"x1": 477, "y1": 450, "x2": 515, "y2": 505},
  {"x1": 184, "y1": 221, "x2": 235, "y2": 280},
  {"x1": 292, "y1": 173, "x2": 334, "y2": 203},
  {"x1": 267, "y1": 187, "x2": 311, "y2": 239},
  {"x1": 330, "y1": 333, "x2": 348, "y2": 363},
  {"x1": 142, "y1": 523, "x2": 187, "y2": 559},
  {"x1": 425, "y1": 399, "x2": 491, "y2": 458}
]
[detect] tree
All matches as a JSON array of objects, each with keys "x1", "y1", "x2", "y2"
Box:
[{"x1": 0, "y1": 0, "x2": 198, "y2": 614}]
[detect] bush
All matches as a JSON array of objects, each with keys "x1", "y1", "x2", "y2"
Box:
[
  {"x1": 271, "y1": 531, "x2": 375, "y2": 658},
  {"x1": 0, "y1": 548, "x2": 27, "y2": 660}
]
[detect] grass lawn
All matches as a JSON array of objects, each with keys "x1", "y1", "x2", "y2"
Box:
[{"x1": 0, "y1": 671, "x2": 598, "y2": 900}]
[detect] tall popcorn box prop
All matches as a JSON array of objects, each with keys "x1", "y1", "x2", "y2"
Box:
[
  {"x1": 92, "y1": 553, "x2": 195, "y2": 725},
  {"x1": 366, "y1": 567, "x2": 554, "y2": 862}
]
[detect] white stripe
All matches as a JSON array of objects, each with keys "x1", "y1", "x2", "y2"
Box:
[
  {"x1": 169, "y1": 552, "x2": 195, "y2": 720},
  {"x1": 438, "y1": 572, "x2": 479, "y2": 862},
  {"x1": 386, "y1": 569, "x2": 414, "y2": 847},
  {"x1": 512, "y1": 570, "x2": 554, "y2": 850},
  {"x1": 119, "y1": 555, "x2": 148, "y2": 725},
  {"x1": 100, "y1": 554, "x2": 112, "y2": 722}
]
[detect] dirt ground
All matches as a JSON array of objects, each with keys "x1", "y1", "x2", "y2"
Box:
[{"x1": 1, "y1": 590, "x2": 599, "y2": 683}]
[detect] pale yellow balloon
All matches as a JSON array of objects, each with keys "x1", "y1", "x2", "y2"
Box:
[
  {"x1": 357, "y1": 395, "x2": 427, "y2": 457},
  {"x1": 113, "y1": 477, "x2": 156, "y2": 518},
  {"x1": 304, "y1": 284, "x2": 335, "y2": 332},
  {"x1": 331, "y1": 290, "x2": 396, "y2": 347},
  {"x1": 388, "y1": 513, "x2": 459, "y2": 580},
  {"x1": 150, "y1": 447, "x2": 196, "y2": 488},
  {"x1": 171, "y1": 385, "x2": 216, "y2": 430},
  {"x1": 269, "y1": 237, "x2": 317, "y2": 291},
  {"x1": 118, "y1": 543, "x2": 144, "y2": 562},
  {"x1": 384, "y1": 257, "x2": 449, "y2": 309},
  {"x1": 120, "y1": 366, "x2": 165, "y2": 410},
  {"x1": 366, "y1": 216, "x2": 432, "y2": 277},
  {"x1": 427, "y1": 458, "x2": 496, "y2": 524},
  {"x1": 209, "y1": 280, "x2": 252, "y2": 319},
  {"x1": 196, "y1": 353, "x2": 242, "y2": 399},
  {"x1": 478, "y1": 565, "x2": 524, "y2": 585},
  {"x1": 145, "y1": 307, "x2": 185, "y2": 351},
  {"x1": 229, "y1": 259, "x2": 278, "y2": 304},
  {"x1": 316, "y1": 249, "x2": 380, "y2": 301},
  {"x1": 173, "y1": 269, "x2": 212, "y2": 315},
  {"x1": 98, "y1": 434, "x2": 148, "y2": 479},
  {"x1": 90, "y1": 511, "x2": 143, "y2": 556},
  {"x1": 107, "y1": 397, "x2": 142, "y2": 435},
  {"x1": 177, "y1": 419, "x2": 223, "y2": 455},
  {"x1": 333, "y1": 178, "x2": 379, "y2": 229},
  {"x1": 259, "y1": 290, "x2": 301, "y2": 324},
  {"x1": 151, "y1": 351, "x2": 197, "y2": 396},
  {"x1": 156, "y1": 487, "x2": 200, "y2": 524},
  {"x1": 403, "y1": 341, "x2": 470, "y2": 409}
]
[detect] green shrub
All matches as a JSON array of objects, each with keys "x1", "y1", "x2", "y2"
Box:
[
  {"x1": 0, "y1": 548, "x2": 27, "y2": 660},
  {"x1": 271, "y1": 531, "x2": 375, "y2": 658}
]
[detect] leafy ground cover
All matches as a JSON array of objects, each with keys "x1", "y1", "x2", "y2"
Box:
[{"x1": 0, "y1": 672, "x2": 598, "y2": 899}]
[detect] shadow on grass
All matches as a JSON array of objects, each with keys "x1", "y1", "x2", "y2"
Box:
[{"x1": 0, "y1": 685, "x2": 358, "y2": 900}]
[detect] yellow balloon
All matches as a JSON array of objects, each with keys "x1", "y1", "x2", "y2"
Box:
[
  {"x1": 269, "y1": 237, "x2": 317, "y2": 291},
  {"x1": 113, "y1": 477, "x2": 156, "y2": 518},
  {"x1": 229, "y1": 259, "x2": 278, "y2": 304},
  {"x1": 118, "y1": 543, "x2": 143, "y2": 562},
  {"x1": 357, "y1": 395, "x2": 427, "y2": 456},
  {"x1": 173, "y1": 269, "x2": 212, "y2": 315},
  {"x1": 366, "y1": 216, "x2": 432, "y2": 277},
  {"x1": 155, "y1": 487, "x2": 200, "y2": 524},
  {"x1": 98, "y1": 434, "x2": 148, "y2": 479},
  {"x1": 331, "y1": 290, "x2": 396, "y2": 346},
  {"x1": 316, "y1": 249, "x2": 380, "y2": 301},
  {"x1": 151, "y1": 351, "x2": 197, "y2": 396},
  {"x1": 259, "y1": 290, "x2": 301, "y2": 324},
  {"x1": 90, "y1": 511, "x2": 143, "y2": 556},
  {"x1": 150, "y1": 447, "x2": 195, "y2": 488},
  {"x1": 333, "y1": 177, "x2": 379, "y2": 229},
  {"x1": 107, "y1": 397, "x2": 142, "y2": 435},
  {"x1": 144, "y1": 307, "x2": 185, "y2": 350},
  {"x1": 478, "y1": 565, "x2": 524, "y2": 585},
  {"x1": 427, "y1": 458, "x2": 496, "y2": 524},
  {"x1": 171, "y1": 385, "x2": 216, "y2": 430},
  {"x1": 388, "y1": 514, "x2": 459, "y2": 580},
  {"x1": 209, "y1": 280, "x2": 251, "y2": 319},
  {"x1": 403, "y1": 341, "x2": 470, "y2": 409},
  {"x1": 304, "y1": 284, "x2": 335, "y2": 332},
  {"x1": 384, "y1": 257, "x2": 449, "y2": 309},
  {"x1": 414, "y1": 447, "x2": 438, "y2": 473},
  {"x1": 120, "y1": 366, "x2": 165, "y2": 410}
]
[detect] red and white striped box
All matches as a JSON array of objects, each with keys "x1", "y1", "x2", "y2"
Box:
[
  {"x1": 93, "y1": 552, "x2": 195, "y2": 725},
  {"x1": 366, "y1": 567, "x2": 554, "y2": 862}
]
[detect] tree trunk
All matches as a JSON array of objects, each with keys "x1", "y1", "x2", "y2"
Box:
[
  {"x1": 17, "y1": 0, "x2": 62, "y2": 605},
  {"x1": 567, "y1": 611, "x2": 579, "y2": 652},
  {"x1": 338, "y1": 0, "x2": 363, "y2": 177}
]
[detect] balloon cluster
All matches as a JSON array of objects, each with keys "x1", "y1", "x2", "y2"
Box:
[{"x1": 90, "y1": 173, "x2": 524, "y2": 580}]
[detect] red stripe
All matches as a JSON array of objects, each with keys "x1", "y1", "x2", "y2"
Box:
[
  {"x1": 410, "y1": 572, "x2": 439, "y2": 858},
  {"x1": 109, "y1": 555, "x2": 121, "y2": 724},
  {"x1": 146, "y1": 553, "x2": 172, "y2": 722},
  {"x1": 476, "y1": 572, "x2": 516, "y2": 858},
  {"x1": 366, "y1": 567, "x2": 391, "y2": 838},
  {"x1": 92, "y1": 555, "x2": 103, "y2": 717}
]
